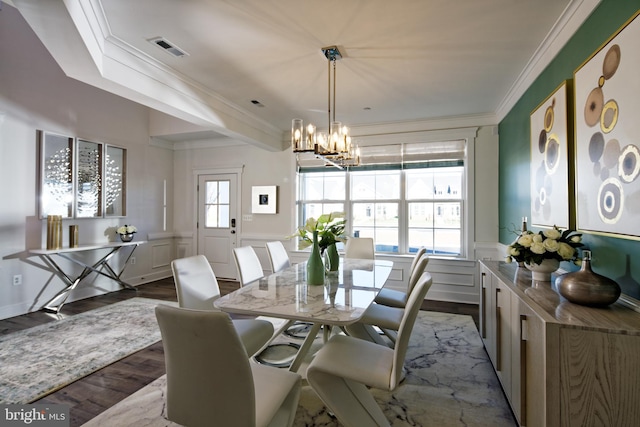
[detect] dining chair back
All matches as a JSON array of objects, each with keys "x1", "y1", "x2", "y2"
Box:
[
  {"x1": 374, "y1": 250, "x2": 429, "y2": 309},
  {"x1": 265, "y1": 241, "x2": 291, "y2": 273},
  {"x1": 344, "y1": 237, "x2": 375, "y2": 259},
  {"x1": 409, "y1": 247, "x2": 427, "y2": 276},
  {"x1": 306, "y1": 272, "x2": 433, "y2": 427},
  {"x1": 155, "y1": 305, "x2": 301, "y2": 427},
  {"x1": 346, "y1": 254, "x2": 430, "y2": 346},
  {"x1": 171, "y1": 255, "x2": 221, "y2": 310},
  {"x1": 233, "y1": 246, "x2": 264, "y2": 286},
  {"x1": 170, "y1": 255, "x2": 274, "y2": 357},
  {"x1": 232, "y1": 246, "x2": 299, "y2": 367}
]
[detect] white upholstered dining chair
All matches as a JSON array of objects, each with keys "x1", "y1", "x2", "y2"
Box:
[
  {"x1": 232, "y1": 246, "x2": 298, "y2": 367},
  {"x1": 344, "y1": 237, "x2": 375, "y2": 259},
  {"x1": 265, "y1": 241, "x2": 291, "y2": 274},
  {"x1": 155, "y1": 304, "x2": 301, "y2": 427},
  {"x1": 306, "y1": 272, "x2": 433, "y2": 427},
  {"x1": 170, "y1": 255, "x2": 274, "y2": 357},
  {"x1": 375, "y1": 247, "x2": 429, "y2": 308},
  {"x1": 345, "y1": 254, "x2": 430, "y2": 346},
  {"x1": 265, "y1": 241, "x2": 315, "y2": 340}
]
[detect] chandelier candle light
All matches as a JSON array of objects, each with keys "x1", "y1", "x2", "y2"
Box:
[{"x1": 292, "y1": 46, "x2": 360, "y2": 169}]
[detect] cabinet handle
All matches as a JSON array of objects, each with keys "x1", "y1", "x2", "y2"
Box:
[
  {"x1": 520, "y1": 314, "x2": 527, "y2": 425},
  {"x1": 481, "y1": 273, "x2": 486, "y2": 338},
  {"x1": 495, "y1": 288, "x2": 501, "y2": 371}
]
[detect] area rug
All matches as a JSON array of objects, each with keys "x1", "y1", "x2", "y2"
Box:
[
  {"x1": 82, "y1": 311, "x2": 517, "y2": 427},
  {"x1": 0, "y1": 297, "x2": 176, "y2": 404}
]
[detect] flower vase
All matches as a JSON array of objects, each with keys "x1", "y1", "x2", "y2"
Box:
[
  {"x1": 324, "y1": 243, "x2": 340, "y2": 273},
  {"x1": 306, "y1": 230, "x2": 325, "y2": 285},
  {"x1": 119, "y1": 233, "x2": 134, "y2": 242},
  {"x1": 556, "y1": 250, "x2": 620, "y2": 306},
  {"x1": 525, "y1": 258, "x2": 559, "y2": 282}
]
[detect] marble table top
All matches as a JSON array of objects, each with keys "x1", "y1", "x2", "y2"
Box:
[{"x1": 215, "y1": 258, "x2": 393, "y2": 326}]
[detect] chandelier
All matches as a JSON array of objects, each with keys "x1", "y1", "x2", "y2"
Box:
[{"x1": 292, "y1": 46, "x2": 360, "y2": 168}]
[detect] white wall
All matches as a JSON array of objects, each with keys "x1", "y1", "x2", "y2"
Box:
[
  {"x1": 0, "y1": 5, "x2": 174, "y2": 319},
  {"x1": 474, "y1": 125, "x2": 502, "y2": 262}
]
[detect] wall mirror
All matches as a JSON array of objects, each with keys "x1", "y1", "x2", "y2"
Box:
[
  {"x1": 38, "y1": 131, "x2": 127, "y2": 219},
  {"x1": 38, "y1": 131, "x2": 74, "y2": 218},
  {"x1": 105, "y1": 145, "x2": 126, "y2": 216},
  {"x1": 75, "y1": 139, "x2": 103, "y2": 218}
]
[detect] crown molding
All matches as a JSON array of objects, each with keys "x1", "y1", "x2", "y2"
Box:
[{"x1": 495, "y1": 0, "x2": 602, "y2": 121}]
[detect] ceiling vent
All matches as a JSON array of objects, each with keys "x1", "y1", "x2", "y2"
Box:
[{"x1": 148, "y1": 37, "x2": 188, "y2": 58}]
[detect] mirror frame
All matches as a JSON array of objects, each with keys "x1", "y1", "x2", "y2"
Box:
[
  {"x1": 38, "y1": 131, "x2": 74, "y2": 219},
  {"x1": 104, "y1": 144, "x2": 127, "y2": 217}
]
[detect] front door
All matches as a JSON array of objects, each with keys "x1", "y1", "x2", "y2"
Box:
[{"x1": 197, "y1": 173, "x2": 238, "y2": 279}]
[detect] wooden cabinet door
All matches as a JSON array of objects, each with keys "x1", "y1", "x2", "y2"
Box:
[
  {"x1": 479, "y1": 264, "x2": 496, "y2": 365},
  {"x1": 495, "y1": 278, "x2": 512, "y2": 397},
  {"x1": 514, "y1": 298, "x2": 546, "y2": 427},
  {"x1": 559, "y1": 328, "x2": 640, "y2": 426}
]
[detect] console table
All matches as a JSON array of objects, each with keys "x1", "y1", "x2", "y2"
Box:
[
  {"x1": 479, "y1": 260, "x2": 640, "y2": 427},
  {"x1": 28, "y1": 241, "x2": 144, "y2": 313}
]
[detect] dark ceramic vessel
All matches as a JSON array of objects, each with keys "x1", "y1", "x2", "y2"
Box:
[{"x1": 555, "y1": 250, "x2": 621, "y2": 307}]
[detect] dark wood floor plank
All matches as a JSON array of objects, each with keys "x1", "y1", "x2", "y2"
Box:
[{"x1": 1, "y1": 276, "x2": 479, "y2": 426}]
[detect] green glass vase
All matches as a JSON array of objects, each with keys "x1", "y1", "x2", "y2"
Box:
[
  {"x1": 306, "y1": 230, "x2": 325, "y2": 285},
  {"x1": 325, "y1": 243, "x2": 340, "y2": 272}
]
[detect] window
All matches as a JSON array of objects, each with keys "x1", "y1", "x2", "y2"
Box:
[
  {"x1": 296, "y1": 138, "x2": 468, "y2": 257},
  {"x1": 406, "y1": 167, "x2": 463, "y2": 256},
  {"x1": 351, "y1": 170, "x2": 400, "y2": 251},
  {"x1": 204, "y1": 180, "x2": 230, "y2": 228}
]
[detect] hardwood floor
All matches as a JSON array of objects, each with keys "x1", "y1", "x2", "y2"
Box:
[{"x1": 1, "y1": 278, "x2": 479, "y2": 427}]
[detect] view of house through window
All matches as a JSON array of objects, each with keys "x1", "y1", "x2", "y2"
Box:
[
  {"x1": 296, "y1": 140, "x2": 466, "y2": 257},
  {"x1": 204, "y1": 180, "x2": 230, "y2": 228}
]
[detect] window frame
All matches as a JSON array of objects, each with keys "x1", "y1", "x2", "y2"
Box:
[{"x1": 295, "y1": 127, "x2": 476, "y2": 260}]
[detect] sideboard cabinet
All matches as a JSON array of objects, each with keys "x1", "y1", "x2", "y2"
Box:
[{"x1": 479, "y1": 261, "x2": 640, "y2": 427}]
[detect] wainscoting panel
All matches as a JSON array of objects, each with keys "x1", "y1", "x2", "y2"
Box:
[{"x1": 151, "y1": 243, "x2": 171, "y2": 269}]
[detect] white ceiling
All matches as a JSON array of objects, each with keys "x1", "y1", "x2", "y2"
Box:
[{"x1": 9, "y1": 0, "x2": 600, "y2": 149}]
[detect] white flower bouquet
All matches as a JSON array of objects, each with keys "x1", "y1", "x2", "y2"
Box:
[
  {"x1": 506, "y1": 225, "x2": 583, "y2": 266},
  {"x1": 116, "y1": 224, "x2": 137, "y2": 236}
]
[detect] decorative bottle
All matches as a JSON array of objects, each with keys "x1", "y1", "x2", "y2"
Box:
[
  {"x1": 306, "y1": 230, "x2": 325, "y2": 285},
  {"x1": 511, "y1": 216, "x2": 528, "y2": 267}
]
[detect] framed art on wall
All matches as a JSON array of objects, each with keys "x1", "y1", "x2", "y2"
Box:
[
  {"x1": 251, "y1": 185, "x2": 277, "y2": 214},
  {"x1": 76, "y1": 139, "x2": 103, "y2": 218},
  {"x1": 37, "y1": 131, "x2": 128, "y2": 219},
  {"x1": 530, "y1": 80, "x2": 572, "y2": 229},
  {"x1": 574, "y1": 10, "x2": 640, "y2": 239},
  {"x1": 105, "y1": 145, "x2": 127, "y2": 217},
  {"x1": 38, "y1": 131, "x2": 74, "y2": 219}
]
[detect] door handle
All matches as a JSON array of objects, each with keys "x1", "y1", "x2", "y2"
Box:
[{"x1": 230, "y1": 230, "x2": 236, "y2": 234}]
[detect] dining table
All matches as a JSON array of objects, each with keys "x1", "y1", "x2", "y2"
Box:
[{"x1": 214, "y1": 257, "x2": 393, "y2": 372}]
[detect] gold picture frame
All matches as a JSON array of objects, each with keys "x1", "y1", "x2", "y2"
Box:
[
  {"x1": 573, "y1": 10, "x2": 640, "y2": 239},
  {"x1": 530, "y1": 80, "x2": 573, "y2": 229}
]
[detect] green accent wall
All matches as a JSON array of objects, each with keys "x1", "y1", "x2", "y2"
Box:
[{"x1": 498, "y1": 0, "x2": 640, "y2": 298}]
